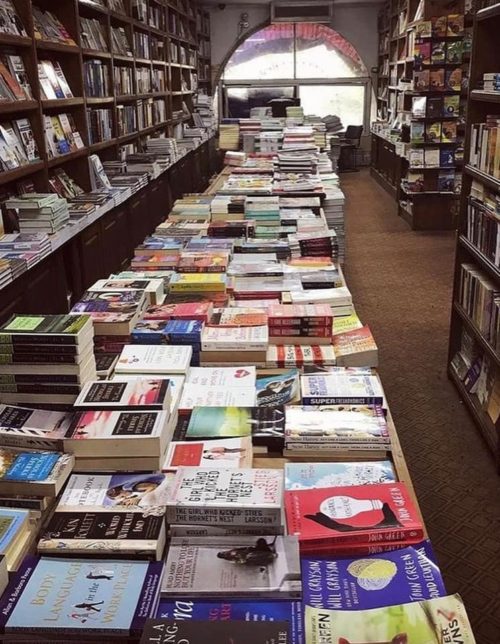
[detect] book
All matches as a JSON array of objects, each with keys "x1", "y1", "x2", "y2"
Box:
[
  {"x1": 0, "y1": 556, "x2": 163, "y2": 637},
  {"x1": 0, "y1": 405, "x2": 73, "y2": 449},
  {"x1": 0, "y1": 447, "x2": 74, "y2": 496},
  {"x1": 163, "y1": 436, "x2": 253, "y2": 469},
  {"x1": 74, "y1": 379, "x2": 171, "y2": 411},
  {"x1": 429, "y1": 68, "x2": 445, "y2": 91},
  {"x1": 256, "y1": 369, "x2": 299, "y2": 406},
  {"x1": 179, "y1": 384, "x2": 256, "y2": 410},
  {"x1": 301, "y1": 373, "x2": 385, "y2": 406},
  {"x1": 161, "y1": 536, "x2": 301, "y2": 598},
  {"x1": 302, "y1": 539, "x2": 445, "y2": 610},
  {"x1": 115, "y1": 345, "x2": 192, "y2": 375},
  {"x1": 156, "y1": 599, "x2": 302, "y2": 643},
  {"x1": 332, "y1": 326, "x2": 378, "y2": 367},
  {"x1": 140, "y1": 620, "x2": 291, "y2": 644},
  {"x1": 165, "y1": 467, "x2": 283, "y2": 527},
  {"x1": 64, "y1": 410, "x2": 171, "y2": 458},
  {"x1": 0, "y1": 314, "x2": 93, "y2": 345},
  {"x1": 304, "y1": 594, "x2": 475, "y2": 643},
  {"x1": 285, "y1": 461, "x2": 397, "y2": 490},
  {"x1": 446, "y1": 67, "x2": 462, "y2": 91},
  {"x1": 426, "y1": 121, "x2": 442, "y2": 143},
  {"x1": 0, "y1": 507, "x2": 31, "y2": 570},
  {"x1": 285, "y1": 482, "x2": 424, "y2": 552}
]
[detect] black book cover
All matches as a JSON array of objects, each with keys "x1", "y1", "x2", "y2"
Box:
[
  {"x1": 0, "y1": 352, "x2": 82, "y2": 364},
  {"x1": 140, "y1": 619, "x2": 289, "y2": 644}
]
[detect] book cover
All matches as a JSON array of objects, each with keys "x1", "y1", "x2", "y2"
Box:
[
  {"x1": 411, "y1": 96, "x2": 426, "y2": 118},
  {"x1": 302, "y1": 540, "x2": 445, "y2": 610},
  {"x1": 75, "y1": 379, "x2": 171, "y2": 411},
  {"x1": 0, "y1": 447, "x2": 73, "y2": 494},
  {"x1": 161, "y1": 536, "x2": 300, "y2": 598},
  {"x1": 156, "y1": 599, "x2": 302, "y2": 644},
  {"x1": 285, "y1": 461, "x2": 396, "y2": 490},
  {"x1": 187, "y1": 367, "x2": 256, "y2": 388},
  {"x1": 429, "y1": 68, "x2": 445, "y2": 91},
  {"x1": 425, "y1": 147, "x2": 441, "y2": 167},
  {"x1": 431, "y1": 15, "x2": 447, "y2": 37},
  {"x1": 426, "y1": 96, "x2": 442, "y2": 118},
  {"x1": 140, "y1": 619, "x2": 290, "y2": 643},
  {"x1": 0, "y1": 508, "x2": 29, "y2": 554},
  {"x1": 131, "y1": 320, "x2": 169, "y2": 343},
  {"x1": 447, "y1": 14, "x2": 464, "y2": 36},
  {"x1": 413, "y1": 70, "x2": 429, "y2": 91},
  {"x1": 179, "y1": 384, "x2": 256, "y2": 410},
  {"x1": 431, "y1": 41, "x2": 445, "y2": 64},
  {"x1": 116, "y1": 345, "x2": 192, "y2": 375},
  {"x1": 446, "y1": 67, "x2": 462, "y2": 91},
  {"x1": 414, "y1": 41, "x2": 430, "y2": 65},
  {"x1": 0, "y1": 556, "x2": 164, "y2": 636},
  {"x1": 425, "y1": 121, "x2": 442, "y2": 143},
  {"x1": 300, "y1": 373, "x2": 385, "y2": 406},
  {"x1": 0, "y1": 405, "x2": 72, "y2": 449},
  {"x1": 201, "y1": 325, "x2": 268, "y2": 351},
  {"x1": 165, "y1": 467, "x2": 283, "y2": 527},
  {"x1": 304, "y1": 594, "x2": 476, "y2": 643},
  {"x1": 285, "y1": 483, "x2": 423, "y2": 548},
  {"x1": 332, "y1": 325, "x2": 378, "y2": 367},
  {"x1": 256, "y1": 370, "x2": 299, "y2": 407},
  {"x1": 0, "y1": 314, "x2": 92, "y2": 344},
  {"x1": 442, "y1": 120, "x2": 457, "y2": 143},
  {"x1": 446, "y1": 41, "x2": 463, "y2": 64},
  {"x1": 163, "y1": 436, "x2": 253, "y2": 469},
  {"x1": 410, "y1": 122, "x2": 424, "y2": 144},
  {"x1": 443, "y1": 95, "x2": 459, "y2": 117}
]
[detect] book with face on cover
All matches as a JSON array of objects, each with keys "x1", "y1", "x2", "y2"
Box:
[
  {"x1": 285, "y1": 482, "x2": 424, "y2": 551},
  {"x1": 140, "y1": 620, "x2": 291, "y2": 644},
  {"x1": 0, "y1": 556, "x2": 164, "y2": 638},
  {"x1": 163, "y1": 436, "x2": 253, "y2": 469},
  {"x1": 161, "y1": 536, "x2": 300, "y2": 598},
  {"x1": 37, "y1": 472, "x2": 174, "y2": 558},
  {"x1": 0, "y1": 447, "x2": 74, "y2": 496},
  {"x1": 285, "y1": 461, "x2": 396, "y2": 490},
  {"x1": 301, "y1": 540, "x2": 445, "y2": 611},
  {"x1": 0, "y1": 405, "x2": 73, "y2": 449},
  {"x1": 304, "y1": 594, "x2": 476, "y2": 643},
  {"x1": 165, "y1": 467, "x2": 284, "y2": 527},
  {"x1": 74, "y1": 379, "x2": 171, "y2": 411},
  {"x1": 115, "y1": 345, "x2": 192, "y2": 375},
  {"x1": 64, "y1": 410, "x2": 171, "y2": 458}
]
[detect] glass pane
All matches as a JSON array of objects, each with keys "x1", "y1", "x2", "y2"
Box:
[
  {"x1": 299, "y1": 85, "x2": 364, "y2": 124},
  {"x1": 226, "y1": 86, "x2": 295, "y2": 119},
  {"x1": 223, "y1": 24, "x2": 294, "y2": 80},
  {"x1": 295, "y1": 24, "x2": 366, "y2": 78}
]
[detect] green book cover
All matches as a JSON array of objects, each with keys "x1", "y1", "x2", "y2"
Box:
[{"x1": 305, "y1": 593, "x2": 476, "y2": 643}]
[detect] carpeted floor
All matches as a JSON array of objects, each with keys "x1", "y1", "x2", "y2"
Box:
[{"x1": 342, "y1": 169, "x2": 500, "y2": 644}]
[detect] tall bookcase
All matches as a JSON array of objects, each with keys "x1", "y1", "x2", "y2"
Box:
[
  {"x1": 0, "y1": 0, "x2": 218, "y2": 324},
  {"x1": 448, "y1": 1, "x2": 500, "y2": 472},
  {"x1": 376, "y1": 2, "x2": 390, "y2": 122}
]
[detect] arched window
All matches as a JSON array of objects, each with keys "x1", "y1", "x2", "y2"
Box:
[{"x1": 221, "y1": 23, "x2": 369, "y2": 127}]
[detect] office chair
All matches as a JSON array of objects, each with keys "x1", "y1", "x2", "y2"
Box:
[{"x1": 339, "y1": 125, "x2": 363, "y2": 172}]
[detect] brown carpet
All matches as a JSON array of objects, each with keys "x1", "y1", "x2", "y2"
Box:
[{"x1": 342, "y1": 169, "x2": 500, "y2": 644}]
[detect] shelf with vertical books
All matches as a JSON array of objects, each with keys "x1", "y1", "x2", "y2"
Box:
[{"x1": 448, "y1": 3, "x2": 500, "y2": 472}]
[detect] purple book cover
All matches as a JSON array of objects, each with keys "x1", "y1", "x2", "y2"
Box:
[{"x1": 301, "y1": 540, "x2": 446, "y2": 610}]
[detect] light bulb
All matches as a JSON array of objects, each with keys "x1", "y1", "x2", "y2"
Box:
[{"x1": 319, "y1": 495, "x2": 383, "y2": 520}]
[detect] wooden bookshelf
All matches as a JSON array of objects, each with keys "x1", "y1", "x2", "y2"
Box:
[
  {"x1": 448, "y1": 2, "x2": 500, "y2": 472},
  {"x1": 0, "y1": 0, "x2": 217, "y2": 322}
]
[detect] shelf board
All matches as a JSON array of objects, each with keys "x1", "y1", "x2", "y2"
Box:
[
  {"x1": 470, "y1": 89, "x2": 500, "y2": 103},
  {"x1": 0, "y1": 33, "x2": 32, "y2": 47},
  {"x1": 453, "y1": 302, "x2": 500, "y2": 367},
  {"x1": 477, "y1": 2, "x2": 500, "y2": 20},
  {"x1": 135, "y1": 57, "x2": 151, "y2": 66},
  {"x1": 89, "y1": 139, "x2": 117, "y2": 153},
  {"x1": 408, "y1": 165, "x2": 456, "y2": 170},
  {"x1": 0, "y1": 161, "x2": 45, "y2": 187},
  {"x1": 448, "y1": 365, "x2": 498, "y2": 457},
  {"x1": 36, "y1": 40, "x2": 80, "y2": 54},
  {"x1": 459, "y1": 235, "x2": 500, "y2": 283},
  {"x1": 152, "y1": 59, "x2": 168, "y2": 66},
  {"x1": 42, "y1": 97, "x2": 85, "y2": 109},
  {"x1": 112, "y1": 53, "x2": 135, "y2": 63},
  {"x1": 401, "y1": 185, "x2": 457, "y2": 196},
  {"x1": 81, "y1": 48, "x2": 112, "y2": 59},
  {"x1": 109, "y1": 10, "x2": 131, "y2": 24},
  {"x1": 47, "y1": 149, "x2": 88, "y2": 168},
  {"x1": 0, "y1": 100, "x2": 38, "y2": 115},
  {"x1": 78, "y1": 0, "x2": 109, "y2": 16},
  {"x1": 465, "y1": 165, "x2": 500, "y2": 192}
]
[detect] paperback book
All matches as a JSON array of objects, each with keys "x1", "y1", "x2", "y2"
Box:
[
  {"x1": 163, "y1": 436, "x2": 253, "y2": 469},
  {"x1": 284, "y1": 461, "x2": 397, "y2": 490},
  {"x1": 140, "y1": 619, "x2": 290, "y2": 643}
]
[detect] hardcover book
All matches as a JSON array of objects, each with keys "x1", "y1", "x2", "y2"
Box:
[
  {"x1": 75, "y1": 379, "x2": 171, "y2": 411},
  {"x1": 0, "y1": 556, "x2": 164, "y2": 637},
  {"x1": 161, "y1": 536, "x2": 300, "y2": 598},
  {"x1": 285, "y1": 461, "x2": 396, "y2": 490},
  {"x1": 304, "y1": 594, "x2": 476, "y2": 643},
  {"x1": 156, "y1": 599, "x2": 302, "y2": 644},
  {"x1": 302, "y1": 540, "x2": 445, "y2": 610},
  {"x1": 285, "y1": 483, "x2": 423, "y2": 551},
  {"x1": 140, "y1": 619, "x2": 290, "y2": 643},
  {"x1": 165, "y1": 467, "x2": 283, "y2": 527}
]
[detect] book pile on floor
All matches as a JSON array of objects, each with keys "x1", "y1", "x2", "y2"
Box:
[{"x1": 0, "y1": 126, "x2": 477, "y2": 643}]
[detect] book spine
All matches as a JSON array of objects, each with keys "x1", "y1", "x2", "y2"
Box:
[
  {"x1": 302, "y1": 395, "x2": 384, "y2": 405},
  {"x1": 169, "y1": 524, "x2": 284, "y2": 537},
  {"x1": 269, "y1": 317, "x2": 331, "y2": 326},
  {"x1": 0, "y1": 383, "x2": 81, "y2": 394},
  {"x1": 202, "y1": 341, "x2": 267, "y2": 351},
  {"x1": 0, "y1": 373, "x2": 80, "y2": 383},
  {"x1": 165, "y1": 505, "x2": 282, "y2": 527},
  {"x1": 298, "y1": 525, "x2": 424, "y2": 547},
  {"x1": 0, "y1": 333, "x2": 77, "y2": 345},
  {"x1": 284, "y1": 440, "x2": 390, "y2": 449},
  {"x1": 0, "y1": 353, "x2": 81, "y2": 364}
]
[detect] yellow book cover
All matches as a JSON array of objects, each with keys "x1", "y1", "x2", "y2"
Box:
[
  {"x1": 170, "y1": 273, "x2": 227, "y2": 292},
  {"x1": 332, "y1": 313, "x2": 363, "y2": 335}
]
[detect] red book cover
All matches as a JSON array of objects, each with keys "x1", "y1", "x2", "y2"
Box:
[
  {"x1": 167, "y1": 441, "x2": 204, "y2": 465},
  {"x1": 177, "y1": 253, "x2": 229, "y2": 273},
  {"x1": 285, "y1": 483, "x2": 423, "y2": 548},
  {"x1": 269, "y1": 326, "x2": 332, "y2": 338},
  {"x1": 172, "y1": 302, "x2": 213, "y2": 321},
  {"x1": 143, "y1": 304, "x2": 177, "y2": 320}
]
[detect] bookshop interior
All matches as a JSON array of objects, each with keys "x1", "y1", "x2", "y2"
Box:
[{"x1": 0, "y1": 0, "x2": 499, "y2": 642}]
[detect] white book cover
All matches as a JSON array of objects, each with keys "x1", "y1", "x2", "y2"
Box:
[
  {"x1": 165, "y1": 467, "x2": 283, "y2": 524},
  {"x1": 290, "y1": 287, "x2": 352, "y2": 305},
  {"x1": 115, "y1": 345, "x2": 192, "y2": 375},
  {"x1": 186, "y1": 366, "x2": 256, "y2": 388},
  {"x1": 201, "y1": 326, "x2": 268, "y2": 351},
  {"x1": 301, "y1": 373, "x2": 386, "y2": 406},
  {"x1": 179, "y1": 384, "x2": 256, "y2": 410},
  {"x1": 163, "y1": 436, "x2": 253, "y2": 470},
  {"x1": 112, "y1": 374, "x2": 185, "y2": 414}
]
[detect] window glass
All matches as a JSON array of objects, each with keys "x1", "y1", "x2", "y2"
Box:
[
  {"x1": 298, "y1": 84, "x2": 364, "y2": 124},
  {"x1": 226, "y1": 86, "x2": 295, "y2": 118}
]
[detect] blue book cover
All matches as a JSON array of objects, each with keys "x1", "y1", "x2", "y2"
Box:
[
  {"x1": 0, "y1": 557, "x2": 163, "y2": 636},
  {"x1": 285, "y1": 461, "x2": 396, "y2": 490},
  {"x1": 0, "y1": 508, "x2": 28, "y2": 552},
  {"x1": 301, "y1": 540, "x2": 446, "y2": 611},
  {"x1": 131, "y1": 321, "x2": 169, "y2": 344},
  {"x1": 165, "y1": 319, "x2": 203, "y2": 338},
  {"x1": 256, "y1": 369, "x2": 299, "y2": 407},
  {"x1": 440, "y1": 147, "x2": 455, "y2": 167},
  {"x1": 2, "y1": 451, "x2": 59, "y2": 482},
  {"x1": 157, "y1": 599, "x2": 303, "y2": 644}
]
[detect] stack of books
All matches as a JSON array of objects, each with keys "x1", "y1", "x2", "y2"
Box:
[
  {"x1": 218, "y1": 121, "x2": 240, "y2": 150},
  {"x1": 268, "y1": 304, "x2": 333, "y2": 346},
  {"x1": 0, "y1": 314, "x2": 97, "y2": 406},
  {"x1": 5, "y1": 194, "x2": 70, "y2": 235}
]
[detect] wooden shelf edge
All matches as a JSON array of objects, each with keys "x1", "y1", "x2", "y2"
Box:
[
  {"x1": 459, "y1": 235, "x2": 500, "y2": 282},
  {"x1": 465, "y1": 164, "x2": 500, "y2": 192},
  {"x1": 47, "y1": 149, "x2": 88, "y2": 168},
  {"x1": 453, "y1": 302, "x2": 500, "y2": 367},
  {"x1": 0, "y1": 100, "x2": 38, "y2": 115},
  {"x1": 0, "y1": 161, "x2": 46, "y2": 186},
  {"x1": 470, "y1": 90, "x2": 500, "y2": 103}
]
